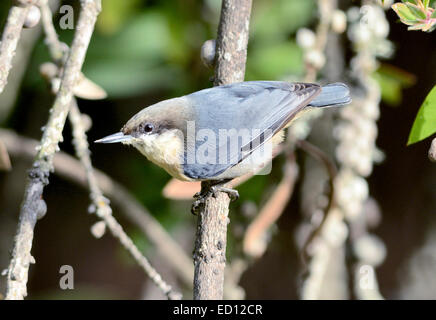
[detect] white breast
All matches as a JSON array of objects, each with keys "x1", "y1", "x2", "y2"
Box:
[{"x1": 132, "y1": 129, "x2": 191, "y2": 181}]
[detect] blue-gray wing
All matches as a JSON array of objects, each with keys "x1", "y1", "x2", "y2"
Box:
[{"x1": 183, "y1": 81, "x2": 321, "y2": 179}]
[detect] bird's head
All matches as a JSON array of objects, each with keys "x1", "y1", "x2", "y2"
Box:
[
  {"x1": 96, "y1": 97, "x2": 193, "y2": 172},
  {"x1": 95, "y1": 96, "x2": 192, "y2": 145}
]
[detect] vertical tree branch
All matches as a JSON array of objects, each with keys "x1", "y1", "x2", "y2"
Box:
[
  {"x1": 0, "y1": 0, "x2": 37, "y2": 94},
  {"x1": 0, "y1": 17, "x2": 42, "y2": 122},
  {"x1": 193, "y1": 0, "x2": 252, "y2": 300},
  {"x1": 212, "y1": 0, "x2": 251, "y2": 87},
  {"x1": 5, "y1": 0, "x2": 101, "y2": 300}
]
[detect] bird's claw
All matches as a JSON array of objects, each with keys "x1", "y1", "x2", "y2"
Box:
[
  {"x1": 191, "y1": 198, "x2": 203, "y2": 215},
  {"x1": 191, "y1": 191, "x2": 206, "y2": 215},
  {"x1": 210, "y1": 186, "x2": 239, "y2": 201},
  {"x1": 191, "y1": 185, "x2": 239, "y2": 215}
]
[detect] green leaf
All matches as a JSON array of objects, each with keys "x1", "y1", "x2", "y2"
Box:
[
  {"x1": 392, "y1": 3, "x2": 419, "y2": 21},
  {"x1": 431, "y1": 10, "x2": 436, "y2": 18},
  {"x1": 426, "y1": 23, "x2": 436, "y2": 32},
  {"x1": 424, "y1": 0, "x2": 430, "y2": 9},
  {"x1": 379, "y1": 64, "x2": 416, "y2": 87},
  {"x1": 405, "y1": 2, "x2": 427, "y2": 19},
  {"x1": 374, "y1": 72, "x2": 403, "y2": 105},
  {"x1": 408, "y1": 23, "x2": 428, "y2": 30},
  {"x1": 401, "y1": 0, "x2": 419, "y2": 5},
  {"x1": 401, "y1": 19, "x2": 421, "y2": 26},
  {"x1": 408, "y1": 85, "x2": 436, "y2": 145},
  {"x1": 373, "y1": 64, "x2": 416, "y2": 106}
]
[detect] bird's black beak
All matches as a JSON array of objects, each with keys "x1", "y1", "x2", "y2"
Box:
[{"x1": 94, "y1": 132, "x2": 133, "y2": 144}]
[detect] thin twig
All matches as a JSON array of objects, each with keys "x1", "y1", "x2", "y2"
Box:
[
  {"x1": 5, "y1": 0, "x2": 101, "y2": 300},
  {"x1": 296, "y1": 139, "x2": 337, "y2": 264},
  {"x1": 243, "y1": 155, "x2": 298, "y2": 257},
  {"x1": 0, "y1": 128, "x2": 194, "y2": 288},
  {"x1": 193, "y1": 0, "x2": 252, "y2": 300},
  {"x1": 297, "y1": 0, "x2": 344, "y2": 300},
  {"x1": 68, "y1": 101, "x2": 181, "y2": 300},
  {"x1": 39, "y1": 0, "x2": 65, "y2": 63},
  {"x1": 0, "y1": 16, "x2": 43, "y2": 122},
  {"x1": 428, "y1": 137, "x2": 436, "y2": 162},
  {"x1": 303, "y1": 0, "x2": 334, "y2": 82},
  {"x1": 0, "y1": 0, "x2": 38, "y2": 94},
  {"x1": 37, "y1": 0, "x2": 184, "y2": 298},
  {"x1": 0, "y1": 139, "x2": 12, "y2": 170}
]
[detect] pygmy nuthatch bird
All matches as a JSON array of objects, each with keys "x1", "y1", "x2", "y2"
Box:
[{"x1": 96, "y1": 81, "x2": 351, "y2": 183}]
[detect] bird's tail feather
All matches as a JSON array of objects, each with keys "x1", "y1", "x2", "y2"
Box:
[{"x1": 309, "y1": 82, "x2": 351, "y2": 108}]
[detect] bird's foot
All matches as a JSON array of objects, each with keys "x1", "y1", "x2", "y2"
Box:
[
  {"x1": 191, "y1": 182, "x2": 239, "y2": 215},
  {"x1": 191, "y1": 191, "x2": 206, "y2": 215},
  {"x1": 210, "y1": 186, "x2": 239, "y2": 202}
]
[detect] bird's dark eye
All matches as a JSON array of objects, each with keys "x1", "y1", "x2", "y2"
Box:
[{"x1": 143, "y1": 123, "x2": 154, "y2": 133}]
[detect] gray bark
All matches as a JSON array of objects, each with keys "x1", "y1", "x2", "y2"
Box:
[
  {"x1": 193, "y1": 0, "x2": 252, "y2": 300},
  {"x1": 5, "y1": 0, "x2": 101, "y2": 300}
]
